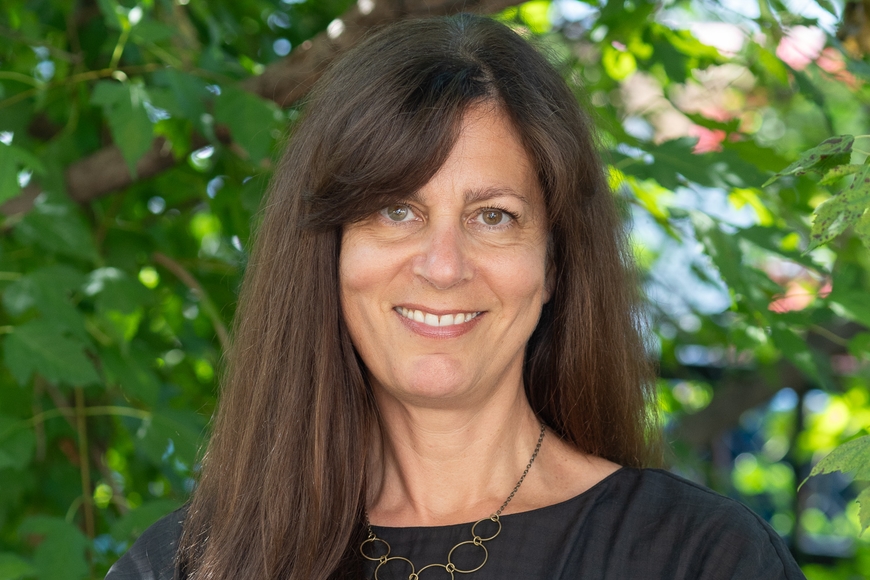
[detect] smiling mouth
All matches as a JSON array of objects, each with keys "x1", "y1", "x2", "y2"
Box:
[{"x1": 395, "y1": 307, "x2": 481, "y2": 327}]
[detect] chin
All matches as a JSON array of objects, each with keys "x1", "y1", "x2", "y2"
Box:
[{"x1": 385, "y1": 358, "x2": 473, "y2": 402}]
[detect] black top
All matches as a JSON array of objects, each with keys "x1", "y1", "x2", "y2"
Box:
[{"x1": 106, "y1": 468, "x2": 806, "y2": 579}]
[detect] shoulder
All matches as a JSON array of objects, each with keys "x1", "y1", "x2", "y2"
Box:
[
  {"x1": 609, "y1": 468, "x2": 774, "y2": 527},
  {"x1": 105, "y1": 508, "x2": 186, "y2": 580},
  {"x1": 592, "y1": 468, "x2": 806, "y2": 579}
]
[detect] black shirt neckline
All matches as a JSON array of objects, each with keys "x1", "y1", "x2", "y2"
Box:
[{"x1": 369, "y1": 465, "x2": 628, "y2": 532}]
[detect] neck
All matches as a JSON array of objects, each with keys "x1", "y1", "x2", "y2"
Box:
[{"x1": 366, "y1": 382, "x2": 543, "y2": 527}]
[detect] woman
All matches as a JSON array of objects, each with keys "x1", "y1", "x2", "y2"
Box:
[{"x1": 108, "y1": 13, "x2": 805, "y2": 580}]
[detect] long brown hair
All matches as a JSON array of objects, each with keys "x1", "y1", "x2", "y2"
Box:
[{"x1": 177, "y1": 13, "x2": 659, "y2": 580}]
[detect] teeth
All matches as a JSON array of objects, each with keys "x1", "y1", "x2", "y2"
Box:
[{"x1": 398, "y1": 307, "x2": 480, "y2": 327}]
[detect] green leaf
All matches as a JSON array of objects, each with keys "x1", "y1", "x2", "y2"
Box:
[
  {"x1": 131, "y1": 20, "x2": 175, "y2": 43},
  {"x1": 0, "y1": 146, "x2": 18, "y2": 203},
  {"x1": 858, "y1": 485, "x2": 870, "y2": 532},
  {"x1": 3, "y1": 265, "x2": 87, "y2": 338},
  {"x1": 848, "y1": 332, "x2": 870, "y2": 358},
  {"x1": 101, "y1": 345, "x2": 160, "y2": 405},
  {"x1": 0, "y1": 143, "x2": 45, "y2": 203},
  {"x1": 792, "y1": 71, "x2": 832, "y2": 132},
  {"x1": 14, "y1": 195, "x2": 99, "y2": 263},
  {"x1": 763, "y1": 135, "x2": 854, "y2": 187},
  {"x1": 0, "y1": 553, "x2": 35, "y2": 580},
  {"x1": 808, "y1": 435, "x2": 870, "y2": 480},
  {"x1": 0, "y1": 416, "x2": 35, "y2": 471},
  {"x1": 724, "y1": 140, "x2": 791, "y2": 175},
  {"x1": 661, "y1": 27, "x2": 722, "y2": 60},
  {"x1": 683, "y1": 113, "x2": 740, "y2": 133},
  {"x1": 96, "y1": 0, "x2": 122, "y2": 30},
  {"x1": 819, "y1": 164, "x2": 863, "y2": 186},
  {"x1": 18, "y1": 516, "x2": 88, "y2": 580},
  {"x1": 814, "y1": 0, "x2": 838, "y2": 16},
  {"x1": 650, "y1": 38, "x2": 687, "y2": 83},
  {"x1": 808, "y1": 164, "x2": 870, "y2": 251},
  {"x1": 770, "y1": 325, "x2": 823, "y2": 384},
  {"x1": 83, "y1": 267, "x2": 150, "y2": 314},
  {"x1": 151, "y1": 69, "x2": 210, "y2": 127},
  {"x1": 829, "y1": 290, "x2": 870, "y2": 328},
  {"x1": 756, "y1": 45, "x2": 790, "y2": 85},
  {"x1": 619, "y1": 139, "x2": 763, "y2": 190},
  {"x1": 690, "y1": 211, "x2": 744, "y2": 290},
  {"x1": 91, "y1": 81, "x2": 154, "y2": 176},
  {"x1": 110, "y1": 499, "x2": 181, "y2": 541},
  {"x1": 138, "y1": 408, "x2": 206, "y2": 467},
  {"x1": 856, "y1": 208, "x2": 870, "y2": 250},
  {"x1": 214, "y1": 85, "x2": 281, "y2": 163},
  {"x1": 602, "y1": 45, "x2": 637, "y2": 81},
  {"x1": 3, "y1": 319, "x2": 99, "y2": 386},
  {"x1": 736, "y1": 226, "x2": 818, "y2": 269}
]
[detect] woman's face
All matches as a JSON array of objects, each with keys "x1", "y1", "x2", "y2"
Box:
[{"x1": 340, "y1": 104, "x2": 550, "y2": 406}]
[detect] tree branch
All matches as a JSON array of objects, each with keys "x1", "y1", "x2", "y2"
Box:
[
  {"x1": 2, "y1": 0, "x2": 525, "y2": 215},
  {"x1": 152, "y1": 252, "x2": 230, "y2": 351}
]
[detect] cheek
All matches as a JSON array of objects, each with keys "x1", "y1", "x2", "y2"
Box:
[
  {"x1": 486, "y1": 243, "x2": 549, "y2": 306},
  {"x1": 339, "y1": 232, "x2": 404, "y2": 327}
]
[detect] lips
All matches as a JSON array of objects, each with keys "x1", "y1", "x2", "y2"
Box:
[{"x1": 395, "y1": 307, "x2": 481, "y2": 327}]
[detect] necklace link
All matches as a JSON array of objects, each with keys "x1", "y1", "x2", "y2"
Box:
[{"x1": 361, "y1": 422, "x2": 546, "y2": 579}]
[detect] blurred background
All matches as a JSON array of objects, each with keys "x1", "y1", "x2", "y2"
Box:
[{"x1": 0, "y1": 0, "x2": 869, "y2": 577}]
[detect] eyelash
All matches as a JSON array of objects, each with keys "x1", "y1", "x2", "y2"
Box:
[
  {"x1": 474, "y1": 205, "x2": 518, "y2": 228},
  {"x1": 379, "y1": 203, "x2": 519, "y2": 229}
]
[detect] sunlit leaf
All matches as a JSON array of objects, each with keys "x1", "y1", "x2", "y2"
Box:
[
  {"x1": 819, "y1": 164, "x2": 863, "y2": 186},
  {"x1": 602, "y1": 45, "x2": 637, "y2": 81},
  {"x1": 518, "y1": 0, "x2": 551, "y2": 34},
  {"x1": 808, "y1": 435, "x2": 870, "y2": 480},
  {"x1": 808, "y1": 164, "x2": 870, "y2": 252},
  {"x1": 763, "y1": 135, "x2": 854, "y2": 187},
  {"x1": 855, "y1": 208, "x2": 870, "y2": 250},
  {"x1": 858, "y1": 485, "x2": 870, "y2": 532}
]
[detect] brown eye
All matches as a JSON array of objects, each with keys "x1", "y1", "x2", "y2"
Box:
[
  {"x1": 480, "y1": 209, "x2": 508, "y2": 226},
  {"x1": 382, "y1": 204, "x2": 412, "y2": 222}
]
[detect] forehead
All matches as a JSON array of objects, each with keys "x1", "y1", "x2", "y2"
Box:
[{"x1": 410, "y1": 103, "x2": 543, "y2": 209}]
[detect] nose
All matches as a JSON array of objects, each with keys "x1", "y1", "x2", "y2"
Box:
[{"x1": 412, "y1": 223, "x2": 472, "y2": 290}]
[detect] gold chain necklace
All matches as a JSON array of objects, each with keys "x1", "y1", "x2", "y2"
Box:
[{"x1": 361, "y1": 423, "x2": 546, "y2": 579}]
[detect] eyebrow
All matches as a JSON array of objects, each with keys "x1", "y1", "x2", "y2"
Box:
[
  {"x1": 404, "y1": 186, "x2": 532, "y2": 206},
  {"x1": 464, "y1": 186, "x2": 531, "y2": 206}
]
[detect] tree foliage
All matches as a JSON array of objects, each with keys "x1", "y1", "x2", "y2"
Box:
[{"x1": 0, "y1": 0, "x2": 869, "y2": 578}]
